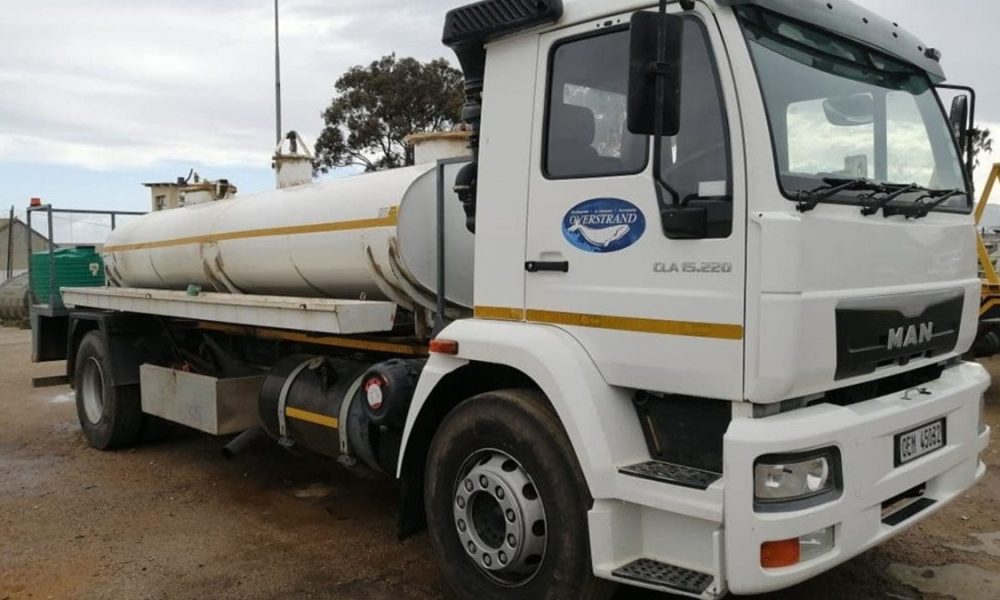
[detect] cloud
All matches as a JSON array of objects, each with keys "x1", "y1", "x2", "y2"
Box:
[
  {"x1": 0, "y1": 133, "x2": 263, "y2": 172},
  {"x1": 0, "y1": 0, "x2": 464, "y2": 171},
  {"x1": 2, "y1": 0, "x2": 996, "y2": 181}
]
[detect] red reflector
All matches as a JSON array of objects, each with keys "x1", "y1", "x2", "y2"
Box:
[
  {"x1": 429, "y1": 338, "x2": 459, "y2": 355},
  {"x1": 761, "y1": 538, "x2": 800, "y2": 569}
]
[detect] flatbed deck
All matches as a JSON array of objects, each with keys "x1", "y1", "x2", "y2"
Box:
[{"x1": 61, "y1": 287, "x2": 397, "y2": 335}]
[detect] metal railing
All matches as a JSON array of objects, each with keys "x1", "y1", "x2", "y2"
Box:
[{"x1": 26, "y1": 204, "x2": 146, "y2": 309}]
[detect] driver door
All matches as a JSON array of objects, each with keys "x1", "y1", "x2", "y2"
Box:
[{"x1": 522, "y1": 7, "x2": 747, "y2": 400}]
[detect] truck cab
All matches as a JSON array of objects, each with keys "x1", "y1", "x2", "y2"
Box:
[{"x1": 412, "y1": 0, "x2": 989, "y2": 596}]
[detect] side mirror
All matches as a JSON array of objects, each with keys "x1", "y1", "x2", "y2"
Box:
[
  {"x1": 950, "y1": 94, "x2": 970, "y2": 157},
  {"x1": 823, "y1": 94, "x2": 875, "y2": 127},
  {"x1": 627, "y1": 11, "x2": 684, "y2": 136}
]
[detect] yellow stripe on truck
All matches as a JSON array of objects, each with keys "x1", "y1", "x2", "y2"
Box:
[
  {"x1": 474, "y1": 305, "x2": 743, "y2": 341},
  {"x1": 103, "y1": 210, "x2": 399, "y2": 253},
  {"x1": 285, "y1": 407, "x2": 339, "y2": 429},
  {"x1": 474, "y1": 305, "x2": 527, "y2": 320}
]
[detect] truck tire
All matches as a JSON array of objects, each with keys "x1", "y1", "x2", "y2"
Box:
[
  {"x1": 425, "y1": 389, "x2": 615, "y2": 600},
  {"x1": 74, "y1": 330, "x2": 143, "y2": 450}
]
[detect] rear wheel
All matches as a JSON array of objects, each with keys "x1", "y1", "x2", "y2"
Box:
[
  {"x1": 425, "y1": 389, "x2": 615, "y2": 600},
  {"x1": 74, "y1": 331, "x2": 143, "y2": 450}
]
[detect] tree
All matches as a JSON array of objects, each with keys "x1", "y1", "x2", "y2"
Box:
[
  {"x1": 972, "y1": 127, "x2": 993, "y2": 170},
  {"x1": 314, "y1": 54, "x2": 464, "y2": 173}
]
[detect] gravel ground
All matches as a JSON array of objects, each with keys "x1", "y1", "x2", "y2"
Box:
[{"x1": 0, "y1": 325, "x2": 998, "y2": 600}]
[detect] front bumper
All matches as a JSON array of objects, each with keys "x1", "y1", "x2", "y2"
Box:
[{"x1": 723, "y1": 361, "x2": 991, "y2": 595}]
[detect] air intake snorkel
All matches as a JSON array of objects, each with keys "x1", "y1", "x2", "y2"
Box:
[{"x1": 442, "y1": 0, "x2": 564, "y2": 232}]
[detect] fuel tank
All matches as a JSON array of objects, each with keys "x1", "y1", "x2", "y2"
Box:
[{"x1": 103, "y1": 161, "x2": 474, "y2": 312}]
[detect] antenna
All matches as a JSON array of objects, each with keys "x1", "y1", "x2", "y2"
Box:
[{"x1": 274, "y1": 0, "x2": 282, "y2": 145}]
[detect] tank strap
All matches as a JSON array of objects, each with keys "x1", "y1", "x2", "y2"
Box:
[
  {"x1": 277, "y1": 357, "x2": 322, "y2": 441},
  {"x1": 338, "y1": 374, "x2": 365, "y2": 456}
]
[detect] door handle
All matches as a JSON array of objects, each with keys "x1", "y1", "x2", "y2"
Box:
[{"x1": 525, "y1": 261, "x2": 569, "y2": 273}]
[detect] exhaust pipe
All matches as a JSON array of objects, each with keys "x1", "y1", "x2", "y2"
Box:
[{"x1": 222, "y1": 427, "x2": 263, "y2": 460}]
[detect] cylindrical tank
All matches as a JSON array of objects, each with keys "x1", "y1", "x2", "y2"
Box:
[
  {"x1": 103, "y1": 162, "x2": 474, "y2": 311},
  {"x1": 258, "y1": 354, "x2": 398, "y2": 473},
  {"x1": 0, "y1": 273, "x2": 30, "y2": 320},
  {"x1": 407, "y1": 131, "x2": 471, "y2": 165},
  {"x1": 258, "y1": 355, "x2": 367, "y2": 459}
]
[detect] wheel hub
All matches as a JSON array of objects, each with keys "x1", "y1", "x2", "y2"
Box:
[
  {"x1": 80, "y1": 357, "x2": 105, "y2": 425},
  {"x1": 453, "y1": 451, "x2": 546, "y2": 585}
]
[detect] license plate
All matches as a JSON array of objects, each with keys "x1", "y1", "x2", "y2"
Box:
[{"x1": 894, "y1": 418, "x2": 946, "y2": 466}]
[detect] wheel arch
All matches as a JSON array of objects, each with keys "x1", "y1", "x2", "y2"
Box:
[
  {"x1": 395, "y1": 359, "x2": 539, "y2": 537},
  {"x1": 394, "y1": 319, "x2": 646, "y2": 538},
  {"x1": 67, "y1": 310, "x2": 158, "y2": 388},
  {"x1": 67, "y1": 315, "x2": 100, "y2": 384}
]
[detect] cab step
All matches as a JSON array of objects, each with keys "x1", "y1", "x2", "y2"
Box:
[
  {"x1": 612, "y1": 558, "x2": 714, "y2": 595},
  {"x1": 619, "y1": 460, "x2": 721, "y2": 490}
]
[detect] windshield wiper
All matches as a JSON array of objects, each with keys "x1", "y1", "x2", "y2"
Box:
[
  {"x1": 898, "y1": 189, "x2": 967, "y2": 219},
  {"x1": 795, "y1": 178, "x2": 886, "y2": 213},
  {"x1": 859, "y1": 183, "x2": 923, "y2": 216}
]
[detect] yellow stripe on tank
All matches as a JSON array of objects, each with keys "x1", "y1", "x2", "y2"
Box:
[{"x1": 103, "y1": 209, "x2": 399, "y2": 253}]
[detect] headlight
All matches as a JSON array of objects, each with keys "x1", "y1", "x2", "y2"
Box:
[{"x1": 754, "y1": 447, "x2": 842, "y2": 510}]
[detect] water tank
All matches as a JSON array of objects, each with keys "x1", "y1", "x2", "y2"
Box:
[
  {"x1": 103, "y1": 161, "x2": 474, "y2": 314},
  {"x1": 31, "y1": 247, "x2": 105, "y2": 303}
]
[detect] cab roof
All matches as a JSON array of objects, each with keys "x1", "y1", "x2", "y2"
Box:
[
  {"x1": 718, "y1": 0, "x2": 945, "y2": 82},
  {"x1": 551, "y1": 0, "x2": 945, "y2": 82}
]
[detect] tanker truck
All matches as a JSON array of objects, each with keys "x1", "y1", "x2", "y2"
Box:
[{"x1": 30, "y1": 0, "x2": 991, "y2": 597}]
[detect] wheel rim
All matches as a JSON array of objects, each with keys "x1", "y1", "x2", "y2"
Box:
[
  {"x1": 80, "y1": 357, "x2": 105, "y2": 424},
  {"x1": 453, "y1": 449, "x2": 547, "y2": 587}
]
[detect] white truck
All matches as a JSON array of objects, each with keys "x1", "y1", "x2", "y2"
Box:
[{"x1": 30, "y1": 0, "x2": 991, "y2": 597}]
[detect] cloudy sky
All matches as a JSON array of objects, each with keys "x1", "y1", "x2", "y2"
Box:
[{"x1": 1, "y1": 0, "x2": 997, "y2": 242}]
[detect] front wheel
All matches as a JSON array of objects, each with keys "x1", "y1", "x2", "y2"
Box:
[{"x1": 424, "y1": 389, "x2": 614, "y2": 600}]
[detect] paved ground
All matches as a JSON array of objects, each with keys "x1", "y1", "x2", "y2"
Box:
[{"x1": 1, "y1": 325, "x2": 998, "y2": 600}]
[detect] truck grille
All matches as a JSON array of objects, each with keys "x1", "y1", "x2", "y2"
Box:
[{"x1": 835, "y1": 291, "x2": 963, "y2": 380}]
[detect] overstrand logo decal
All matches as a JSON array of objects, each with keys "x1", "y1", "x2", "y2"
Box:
[{"x1": 562, "y1": 198, "x2": 646, "y2": 253}]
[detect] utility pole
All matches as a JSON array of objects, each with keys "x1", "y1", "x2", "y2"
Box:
[
  {"x1": 5, "y1": 205, "x2": 13, "y2": 280},
  {"x1": 274, "y1": 0, "x2": 283, "y2": 145}
]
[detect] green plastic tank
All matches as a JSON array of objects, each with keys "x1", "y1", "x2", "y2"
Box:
[{"x1": 30, "y1": 246, "x2": 105, "y2": 303}]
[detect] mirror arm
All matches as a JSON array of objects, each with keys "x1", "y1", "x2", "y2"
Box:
[
  {"x1": 651, "y1": 0, "x2": 672, "y2": 207},
  {"x1": 963, "y1": 86, "x2": 977, "y2": 177},
  {"x1": 650, "y1": 0, "x2": 688, "y2": 238},
  {"x1": 633, "y1": 1, "x2": 699, "y2": 238}
]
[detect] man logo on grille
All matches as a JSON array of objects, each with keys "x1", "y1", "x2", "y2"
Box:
[{"x1": 887, "y1": 322, "x2": 933, "y2": 351}]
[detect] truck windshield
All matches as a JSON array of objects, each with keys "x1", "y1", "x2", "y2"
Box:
[{"x1": 736, "y1": 6, "x2": 969, "y2": 212}]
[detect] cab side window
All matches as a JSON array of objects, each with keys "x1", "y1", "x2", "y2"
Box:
[
  {"x1": 544, "y1": 20, "x2": 732, "y2": 240},
  {"x1": 545, "y1": 29, "x2": 649, "y2": 179}
]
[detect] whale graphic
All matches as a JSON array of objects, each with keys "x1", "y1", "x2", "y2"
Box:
[{"x1": 567, "y1": 222, "x2": 631, "y2": 248}]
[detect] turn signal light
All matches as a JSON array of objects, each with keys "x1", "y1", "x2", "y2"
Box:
[
  {"x1": 429, "y1": 338, "x2": 459, "y2": 355},
  {"x1": 760, "y1": 538, "x2": 800, "y2": 569}
]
